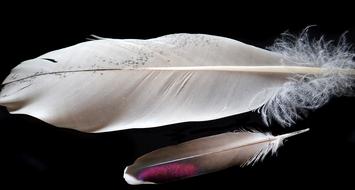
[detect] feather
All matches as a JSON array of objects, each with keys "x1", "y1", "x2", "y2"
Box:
[
  {"x1": 123, "y1": 128, "x2": 309, "y2": 185},
  {"x1": 0, "y1": 32, "x2": 354, "y2": 132}
]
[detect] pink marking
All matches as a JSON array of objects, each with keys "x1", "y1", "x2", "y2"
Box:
[{"x1": 138, "y1": 163, "x2": 198, "y2": 183}]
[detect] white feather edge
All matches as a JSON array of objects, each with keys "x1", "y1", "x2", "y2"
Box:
[{"x1": 123, "y1": 167, "x2": 156, "y2": 185}]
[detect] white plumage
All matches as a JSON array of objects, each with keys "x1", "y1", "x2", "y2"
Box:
[{"x1": 0, "y1": 32, "x2": 354, "y2": 132}]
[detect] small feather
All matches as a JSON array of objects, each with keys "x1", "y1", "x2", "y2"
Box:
[{"x1": 123, "y1": 128, "x2": 309, "y2": 185}]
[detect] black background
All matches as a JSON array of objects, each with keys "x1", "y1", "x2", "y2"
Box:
[{"x1": 1, "y1": 2, "x2": 354, "y2": 189}]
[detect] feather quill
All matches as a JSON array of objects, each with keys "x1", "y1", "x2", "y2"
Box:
[
  {"x1": 124, "y1": 128, "x2": 309, "y2": 185},
  {"x1": 0, "y1": 31, "x2": 354, "y2": 132}
]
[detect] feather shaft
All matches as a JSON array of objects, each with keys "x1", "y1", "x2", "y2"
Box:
[
  {"x1": 137, "y1": 66, "x2": 355, "y2": 75},
  {"x1": 4, "y1": 66, "x2": 355, "y2": 86}
]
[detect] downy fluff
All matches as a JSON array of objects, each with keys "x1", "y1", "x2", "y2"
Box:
[{"x1": 261, "y1": 28, "x2": 355, "y2": 126}]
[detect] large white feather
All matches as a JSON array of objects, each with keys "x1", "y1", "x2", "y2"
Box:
[{"x1": 0, "y1": 33, "x2": 353, "y2": 132}]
